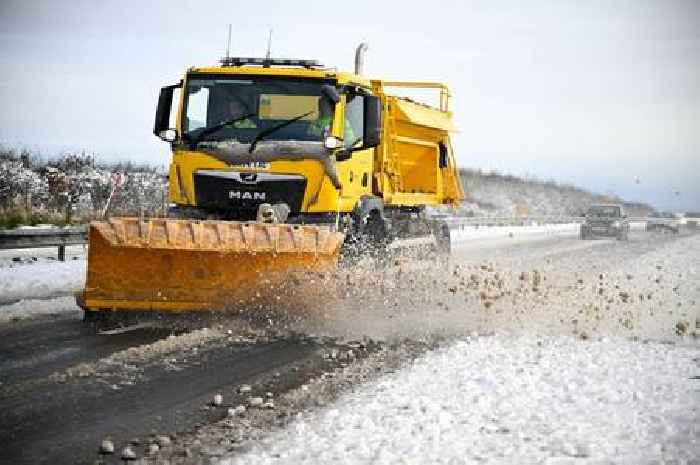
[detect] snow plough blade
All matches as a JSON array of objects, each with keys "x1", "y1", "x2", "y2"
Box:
[{"x1": 77, "y1": 218, "x2": 344, "y2": 313}]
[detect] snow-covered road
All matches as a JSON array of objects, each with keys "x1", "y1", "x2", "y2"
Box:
[
  {"x1": 223, "y1": 335, "x2": 699, "y2": 465},
  {"x1": 219, "y1": 232, "x2": 700, "y2": 465}
]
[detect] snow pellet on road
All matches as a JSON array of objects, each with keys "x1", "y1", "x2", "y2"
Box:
[{"x1": 222, "y1": 335, "x2": 699, "y2": 465}]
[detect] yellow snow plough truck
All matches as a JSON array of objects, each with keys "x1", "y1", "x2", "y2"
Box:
[{"x1": 77, "y1": 44, "x2": 464, "y2": 320}]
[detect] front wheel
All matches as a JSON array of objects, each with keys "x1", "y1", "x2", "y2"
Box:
[{"x1": 340, "y1": 210, "x2": 388, "y2": 264}]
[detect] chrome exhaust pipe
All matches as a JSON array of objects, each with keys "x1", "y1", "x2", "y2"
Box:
[{"x1": 354, "y1": 42, "x2": 369, "y2": 75}]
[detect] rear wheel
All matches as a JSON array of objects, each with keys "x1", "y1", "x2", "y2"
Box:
[
  {"x1": 363, "y1": 210, "x2": 389, "y2": 262},
  {"x1": 431, "y1": 221, "x2": 451, "y2": 259}
]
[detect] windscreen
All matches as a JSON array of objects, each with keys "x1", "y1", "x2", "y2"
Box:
[
  {"x1": 587, "y1": 205, "x2": 621, "y2": 217},
  {"x1": 183, "y1": 75, "x2": 335, "y2": 143}
]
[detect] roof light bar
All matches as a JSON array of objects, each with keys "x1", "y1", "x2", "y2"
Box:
[{"x1": 220, "y1": 57, "x2": 323, "y2": 69}]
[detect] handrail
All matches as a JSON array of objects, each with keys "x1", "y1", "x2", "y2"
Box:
[{"x1": 375, "y1": 80, "x2": 451, "y2": 112}]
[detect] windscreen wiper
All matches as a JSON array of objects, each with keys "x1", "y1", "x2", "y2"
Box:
[
  {"x1": 186, "y1": 113, "x2": 255, "y2": 146},
  {"x1": 248, "y1": 111, "x2": 314, "y2": 154}
]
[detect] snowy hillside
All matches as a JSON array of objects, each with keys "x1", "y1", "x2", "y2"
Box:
[
  {"x1": 0, "y1": 147, "x2": 654, "y2": 227},
  {"x1": 459, "y1": 169, "x2": 654, "y2": 217}
]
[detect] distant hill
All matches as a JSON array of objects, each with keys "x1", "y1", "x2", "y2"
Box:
[{"x1": 457, "y1": 168, "x2": 654, "y2": 218}]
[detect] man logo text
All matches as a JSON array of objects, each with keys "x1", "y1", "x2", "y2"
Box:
[{"x1": 229, "y1": 191, "x2": 266, "y2": 200}]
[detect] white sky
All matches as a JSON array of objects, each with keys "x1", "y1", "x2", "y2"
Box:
[{"x1": 0, "y1": 0, "x2": 698, "y2": 211}]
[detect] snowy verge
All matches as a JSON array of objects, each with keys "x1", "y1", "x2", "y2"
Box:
[
  {"x1": 0, "y1": 244, "x2": 87, "y2": 267},
  {"x1": 0, "y1": 259, "x2": 85, "y2": 304},
  {"x1": 449, "y1": 221, "x2": 647, "y2": 243},
  {"x1": 0, "y1": 296, "x2": 81, "y2": 322},
  {"x1": 450, "y1": 222, "x2": 579, "y2": 243},
  {"x1": 222, "y1": 335, "x2": 700, "y2": 465}
]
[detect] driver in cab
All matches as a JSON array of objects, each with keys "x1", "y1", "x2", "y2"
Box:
[{"x1": 225, "y1": 99, "x2": 257, "y2": 129}]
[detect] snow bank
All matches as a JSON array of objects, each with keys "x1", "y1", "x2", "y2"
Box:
[
  {"x1": 0, "y1": 244, "x2": 86, "y2": 266},
  {"x1": 0, "y1": 296, "x2": 80, "y2": 322},
  {"x1": 449, "y1": 221, "x2": 647, "y2": 243},
  {"x1": 451, "y1": 222, "x2": 579, "y2": 243},
  {"x1": 223, "y1": 335, "x2": 699, "y2": 465},
  {"x1": 0, "y1": 259, "x2": 85, "y2": 304}
]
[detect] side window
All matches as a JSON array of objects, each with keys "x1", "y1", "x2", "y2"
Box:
[
  {"x1": 439, "y1": 142, "x2": 448, "y2": 168},
  {"x1": 186, "y1": 86, "x2": 209, "y2": 132},
  {"x1": 344, "y1": 94, "x2": 364, "y2": 147}
]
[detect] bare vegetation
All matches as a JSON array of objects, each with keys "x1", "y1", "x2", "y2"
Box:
[
  {"x1": 0, "y1": 147, "x2": 167, "y2": 228},
  {"x1": 0, "y1": 146, "x2": 654, "y2": 228}
]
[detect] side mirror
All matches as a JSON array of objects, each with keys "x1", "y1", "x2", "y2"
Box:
[
  {"x1": 321, "y1": 84, "x2": 340, "y2": 104},
  {"x1": 159, "y1": 129, "x2": 178, "y2": 142},
  {"x1": 362, "y1": 95, "x2": 382, "y2": 149},
  {"x1": 154, "y1": 82, "x2": 181, "y2": 140}
]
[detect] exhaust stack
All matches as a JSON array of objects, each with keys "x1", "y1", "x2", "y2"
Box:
[{"x1": 354, "y1": 42, "x2": 369, "y2": 75}]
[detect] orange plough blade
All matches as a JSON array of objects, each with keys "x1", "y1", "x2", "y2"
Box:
[{"x1": 77, "y1": 218, "x2": 344, "y2": 313}]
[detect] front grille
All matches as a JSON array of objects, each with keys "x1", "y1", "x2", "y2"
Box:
[{"x1": 194, "y1": 170, "x2": 307, "y2": 213}]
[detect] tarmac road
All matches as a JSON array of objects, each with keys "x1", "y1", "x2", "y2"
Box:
[
  {"x1": 0, "y1": 317, "x2": 340, "y2": 464},
  {"x1": 0, "y1": 227, "x2": 696, "y2": 464}
]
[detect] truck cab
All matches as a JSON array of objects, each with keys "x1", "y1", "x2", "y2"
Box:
[
  {"x1": 153, "y1": 54, "x2": 463, "y2": 238},
  {"x1": 154, "y1": 60, "x2": 381, "y2": 221}
]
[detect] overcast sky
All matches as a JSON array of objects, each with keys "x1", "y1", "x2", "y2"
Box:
[{"x1": 1, "y1": 0, "x2": 698, "y2": 211}]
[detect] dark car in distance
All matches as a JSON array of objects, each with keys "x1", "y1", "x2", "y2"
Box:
[{"x1": 580, "y1": 204, "x2": 630, "y2": 240}]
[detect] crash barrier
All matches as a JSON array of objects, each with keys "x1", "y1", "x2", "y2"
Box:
[
  {"x1": 443, "y1": 216, "x2": 583, "y2": 229},
  {"x1": 0, "y1": 227, "x2": 87, "y2": 261},
  {"x1": 0, "y1": 216, "x2": 686, "y2": 259}
]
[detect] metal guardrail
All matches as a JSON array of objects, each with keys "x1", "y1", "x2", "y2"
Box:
[
  {"x1": 443, "y1": 216, "x2": 584, "y2": 227},
  {"x1": 0, "y1": 227, "x2": 87, "y2": 261},
  {"x1": 0, "y1": 217, "x2": 686, "y2": 261},
  {"x1": 444, "y1": 216, "x2": 673, "y2": 228}
]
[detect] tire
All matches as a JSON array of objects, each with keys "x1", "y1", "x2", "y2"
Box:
[
  {"x1": 432, "y1": 221, "x2": 451, "y2": 258},
  {"x1": 340, "y1": 209, "x2": 388, "y2": 264},
  {"x1": 364, "y1": 210, "x2": 389, "y2": 259}
]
